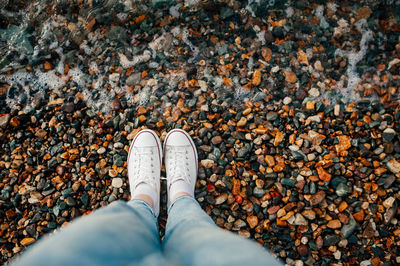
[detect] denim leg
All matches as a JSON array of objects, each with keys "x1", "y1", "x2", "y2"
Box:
[
  {"x1": 163, "y1": 196, "x2": 281, "y2": 266},
  {"x1": 12, "y1": 200, "x2": 164, "y2": 266}
]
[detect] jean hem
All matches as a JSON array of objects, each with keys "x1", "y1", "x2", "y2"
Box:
[
  {"x1": 167, "y1": 195, "x2": 198, "y2": 214},
  {"x1": 128, "y1": 199, "x2": 158, "y2": 220}
]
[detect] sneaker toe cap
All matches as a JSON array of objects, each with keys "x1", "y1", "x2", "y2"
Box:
[
  {"x1": 133, "y1": 130, "x2": 160, "y2": 147},
  {"x1": 165, "y1": 130, "x2": 192, "y2": 146}
]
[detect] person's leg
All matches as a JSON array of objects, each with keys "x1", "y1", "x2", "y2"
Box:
[
  {"x1": 162, "y1": 129, "x2": 280, "y2": 266},
  {"x1": 163, "y1": 196, "x2": 280, "y2": 266},
  {"x1": 12, "y1": 199, "x2": 164, "y2": 266}
]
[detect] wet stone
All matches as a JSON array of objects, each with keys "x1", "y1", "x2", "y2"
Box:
[
  {"x1": 0, "y1": 114, "x2": 10, "y2": 128},
  {"x1": 336, "y1": 183, "x2": 351, "y2": 197},
  {"x1": 220, "y1": 7, "x2": 234, "y2": 20},
  {"x1": 80, "y1": 193, "x2": 89, "y2": 207},
  {"x1": 113, "y1": 154, "x2": 124, "y2": 167},
  {"x1": 97, "y1": 147, "x2": 106, "y2": 154},
  {"x1": 297, "y1": 244, "x2": 308, "y2": 257},
  {"x1": 281, "y1": 178, "x2": 296, "y2": 187},
  {"x1": 111, "y1": 99, "x2": 121, "y2": 111},
  {"x1": 387, "y1": 159, "x2": 400, "y2": 174},
  {"x1": 382, "y1": 128, "x2": 396, "y2": 142},
  {"x1": 237, "y1": 143, "x2": 252, "y2": 158},
  {"x1": 324, "y1": 235, "x2": 340, "y2": 247},
  {"x1": 266, "y1": 112, "x2": 278, "y2": 121},
  {"x1": 0, "y1": 1, "x2": 399, "y2": 264},
  {"x1": 107, "y1": 26, "x2": 127, "y2": 42},
  {"x1": 126, "y1": 72, "x2": 141, "y2": 86},
  {"x1": 61, "y1": 102, "x2": 74, "y2": 113},
  {"x1": 377, "y1": 175, "x2": 396, "y2": 189},
  {"x1": 341, "y1": 215, "x2": 358, "y2": 238},
  {"x1": 211, "y1": 136, "x2": 223, "y2": 145},
  {"x1": 253, "y1": 187, "x2": 265, "y2": 198},
  {"x1": 310, "y1": 190, "x2": 326, "y2": 206},
  {"x1": 66, "y1": 197, "x2": 76, "y2": 206}
]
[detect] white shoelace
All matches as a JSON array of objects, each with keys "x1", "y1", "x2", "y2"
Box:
[
  {"x1": 167, "y1": 146, "x2": 190, "y2": 186},
  {"x1": 132, "y1": 147, "x2": 156, "y2": 188}
]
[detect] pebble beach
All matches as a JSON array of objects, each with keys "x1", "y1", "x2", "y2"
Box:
[{"x1": 1, "y1": 0, "x2": 400, "y2": 264}]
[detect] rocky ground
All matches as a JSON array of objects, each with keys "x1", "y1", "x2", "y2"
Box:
[{"x1": 1, "y1": 0, "x2": 400, "y2": 264}]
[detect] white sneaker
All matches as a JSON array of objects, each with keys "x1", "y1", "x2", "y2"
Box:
[
  {"x1": 127, "y1": 129, "x2": 162, "y2": 217},
  {"x1": 164, "y1": 129, "x2": 198, "y2": 208}
]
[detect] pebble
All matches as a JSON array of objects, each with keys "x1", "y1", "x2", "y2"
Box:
[
  {"x1": 246, "y1": 215, "x2": 258, "y2": 229},
  {"x1": 211, "y1": 136, "x2": 223, "y2": 145},
  {"x1": 297, "y1": 244, "x2": 308, "y2": 257},
  {"x1": 283, "y1": 97, "x2": 292, "y2": 105},
  {"x1": 201, "y1": 159, "x2": 214, "y2": 168},
  {"x1": 215, "y1": 193, "x2": 228, "y2": 205},
  {"x1": 253, "y1": 187, "x2": 265, "y2": 198},
  {"x1": 327, "y1": 220, "x2": 342, "y2": 229},
  {"x1": 20, "y1": 238, "x2": 35, "y2": 246},
  {"x1": 324, "y1": 235, "x2": 340, "y2": 247},
  {"x1": 0, "y1": 114, "x2": 10, "y2": 128},
  {"x1": 387, "y1": 158, "x2": 400, "y2": 174},
  {"x1": 302, "y1": 210, "x2": 316, "y2": 220},
  {"x1": 284, "y1": 69, "x2": 297, "y2": 83},
  {"x1": 310, "y1": 190, "x2": 326, "y2": 206},
  {"x1": 237, "y1": 117, "x2": 247, "y2": 127},
  {"x1": 293, "y1": 213, "x2": 308, "y2": 225},
  {"x1": 97, "y1": 147, "x2": 106, "y2": 154},
  {"x1": 35, "y1": 129, "x2": 47, "y2": 138},
  {"x1": 341, "y1": 215, "x2": 358, "y2": 238},
  {"x1": 266, "y1": 112, "x2": 278, "y2": 121},
  {"x1": 0, "y1": 1, "x2": 399, "y2": 264},
  {"x1": 336, "y1": 183, "x2": 351, "y2": 197},
  {"x1": 111, "y1": 178, "x2": 123, "y2": 188},
  {"x1": 308, "y1": 88, "x2": 320, "y2": 97},
  {"x1": 382, "y1": 128, "x2": 396, "y2": 142},
  {"x1": 264, "y1": 155, "x2": 275, "y2": 167}
]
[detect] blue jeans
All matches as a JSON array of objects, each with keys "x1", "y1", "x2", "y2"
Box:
[{"x1": 12, "y1": 196, "x2": 280, "y2": 266}]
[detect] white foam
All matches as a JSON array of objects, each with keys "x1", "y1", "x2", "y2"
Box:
[
  {"x1": 171, "y1": 26, "x2": 199, "y2": 63},
  {"x1": 168, "y1": 71, "x2": 187, "y2": 89},
  {"x1": 256, "y1": 30, "x2": 266, "y2": 45},
  {"x1": 80, "y1": 43, "x2": 91, "y2": 55},
  {"x1": 89, "y1": 61, "x2": 100, "y2": 74},
  {"x1": 0, "y1": 66, "x2": 68, "y2": 112},
  {"x1": 139, "y1": 86, "x2": 151, "y2": 106},
  {"x1": 117, "y1": 13, "x2": 128, "y2": 21},
  {"x1": 245, "y1": 0, "x2": 256, "y2": 17},
  {"x1": 68, "y1": 67, "x2": 85, "y2": 87},
  {"x1": 327, "y1": 2, "x2": 338, "y2": 12},
  {"x1": 35, "y1": 70, "x2": 68, "y2": 90},
  {"x1": 334, "y1": 18, "x2": 350, "y2": 37},
  {"x1": 184, "y1": 0, "x2": 199, "y2": 6},
  {"x1": 169, "y1": 3, "x2": 182, "y2": 18},
  {"x1": 49, "y1": 41, "x2": 58, "y2": 50},
  {"x1": 333, "y1": 19, "x2": 373, "y2": 101},
  {"x1": 118, "y1": 51, "x2": 151, "y2": 68},
  {"x1": 346, "y1": 20, "x2": 373, "y2": 93},
  {"x1": 149, "y1": 33, "x2": 167, "y2": 57},
  {"x1": 286, "y1": 7, "x2": 294, "y2": 18},
  {"x1": 55, "y1": 47, "x2": 65, "y2": 74},
  {"x1": 315, "y1": 5, "x2": 324, "y2": 19}
]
